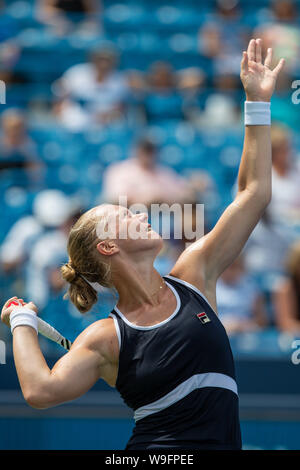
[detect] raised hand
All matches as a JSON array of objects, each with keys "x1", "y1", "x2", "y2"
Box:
[{"x1": 240, "y1": 38, "x2": 285, "y2": 102}]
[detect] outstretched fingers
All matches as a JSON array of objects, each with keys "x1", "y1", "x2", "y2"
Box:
[
  {"x1": 255, "y1": 38, "x2": 262, "y2": 63},
  {"x1": 247, "y1": 39, "x2": 256, "y2": 62},
  {"x1": 272, "y1": 58, "x2": 286, "y2": 77},
  {"x1": 241, "y1": 51, "x2": 248, "y2": 74},
  {"x1": 264, "y1": 47, "x2": 273, "y2": 68}
]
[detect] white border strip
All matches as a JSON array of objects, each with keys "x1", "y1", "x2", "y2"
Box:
[
  {"x1": 113, "y1": 281, "x2": 181, "y2": 330},
  {"x1": 109, "y1": 313, "x2": 121, "y2": 350},
  {"x1": 164, "y1": 274, "x2": 218, "y2": 316},
  {"x1": 134, "y1": 372, "x2": 238, "y2": 421}
]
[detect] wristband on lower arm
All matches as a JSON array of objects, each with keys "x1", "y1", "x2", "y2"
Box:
[
  {"x1": 10, "y1": 307, "x2": 38, "y2": 335},
  {"x1": 244, "y1": 101, "x2": 271, "y2": 126}
]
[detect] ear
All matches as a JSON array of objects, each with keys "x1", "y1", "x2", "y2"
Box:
[{"x1": 96, "y1": 240, "x2": 119, "y2": 256}]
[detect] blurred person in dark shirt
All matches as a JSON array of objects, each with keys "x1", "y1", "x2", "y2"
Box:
[
  {"x1": 129, "y1": 61, "x2": 205, "y2": 124},
  {"x1": 273, "y1": 240, "x2": 300, "y2": 334},
  {"x1": 0, "y1": 109, "x2": 42, "y2": 188},
  {"x1": 37, "y1": 0, "x2": 101, "y2": 36},
  {"x1": 199, "y1": 0, "x2": 250, "y2": 77}
]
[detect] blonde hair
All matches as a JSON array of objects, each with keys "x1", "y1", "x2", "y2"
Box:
[{"x1": 61, "y1": 207, "x2": 113, "y2": 313}]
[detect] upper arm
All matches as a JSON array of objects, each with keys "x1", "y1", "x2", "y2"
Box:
[
  {"x1": 171, "y1": 189, "x2": 267, "y2": 292},
  {"x1": 36, "y1": 320, "x2": 116, "y2": 408}
]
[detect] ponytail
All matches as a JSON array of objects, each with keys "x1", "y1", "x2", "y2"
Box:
[{"x1": 61, "y1": 262, "x2": 98, "y2": 313}]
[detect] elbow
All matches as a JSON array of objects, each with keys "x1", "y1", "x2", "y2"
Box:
[
  {"x1": 259, "y1": 191, "x2": 272, "y2": 209},
  {"x1": 23, "y1": 389, "x2": 52, "y2": 410},
  {"x1": 243, "y1": 184, "x2": 272, "y2": 209}
]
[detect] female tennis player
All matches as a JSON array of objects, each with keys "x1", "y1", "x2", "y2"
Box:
[{"x1": 1, "y1": 39, "x2": 285, "y2": 450}]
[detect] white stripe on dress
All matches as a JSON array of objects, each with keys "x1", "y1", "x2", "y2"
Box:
[
  {"x1": 134, "y1": 372, "x2": 238, "y2": 422},
  {"x1": 109, "y1": 313, "x2": 121, "y2": 350}
]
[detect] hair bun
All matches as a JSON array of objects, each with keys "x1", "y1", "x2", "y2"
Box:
[{"x1": 61, "y1": 262, "x2": 77, "y2": 283}]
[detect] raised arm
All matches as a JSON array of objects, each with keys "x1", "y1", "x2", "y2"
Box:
[
  {"x1": 171, "y1": 39, "x2": 285, "y2": 309},
  {"x1": 1, "y1": 298, "x2": 118, "y2": 409}
]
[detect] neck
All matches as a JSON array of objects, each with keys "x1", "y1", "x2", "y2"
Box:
[{"x1": 113, "y1": 255, "x2": 166, "y2": 313}]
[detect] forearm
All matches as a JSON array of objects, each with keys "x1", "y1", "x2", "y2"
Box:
[
  {"x1": 237, "y1": 124, "x2": 272, "y2": 202},
  {"x1": 236, "y1": 37, "x2": 284, "y2": 202},
  {"x1": 13, "y1": 326, "x2": 52, "y2": 407}
]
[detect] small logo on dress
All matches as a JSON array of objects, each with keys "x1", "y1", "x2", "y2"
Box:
[{"x1": 196, "y1": 312, "x2": 211, "y2": 324}]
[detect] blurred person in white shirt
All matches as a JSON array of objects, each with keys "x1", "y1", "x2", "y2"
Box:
[
  {"x1": 242, "y1": 125, "x2": 300, "y2": 282},
  {"x1": 269, "y1": 124, "x2": 300, "y2": 227},
  {"x1": 53, "y1": 45, "x2": 130, "y2": 131},
  {"x1": 0, "y1": 190, "x2": 80, "y2": 308}
]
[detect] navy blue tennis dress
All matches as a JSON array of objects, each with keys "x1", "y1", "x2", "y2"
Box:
[{"x1": 109, "y1": 275, "x2": 242, "y2": 450}]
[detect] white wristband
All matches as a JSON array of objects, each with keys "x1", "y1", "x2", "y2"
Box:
[
  {"x1": 10, "y1": 307, "x2": 38, "y2": 335},
  {"x1": 244, "y1": 101, "x2": 271, "y2": 126}
]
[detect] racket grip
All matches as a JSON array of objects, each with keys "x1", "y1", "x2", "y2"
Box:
[{"x1": 37, "y1": 318, "x2": 72, "y2": 350}]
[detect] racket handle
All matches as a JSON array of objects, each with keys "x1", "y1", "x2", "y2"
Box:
[{"x1": 37, "y1": 318, "x2": 72, "y2": 351}]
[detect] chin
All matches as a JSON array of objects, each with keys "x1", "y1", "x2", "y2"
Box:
[{"x1": 141, "y1": 229, "x2": 163, "y2": 251}]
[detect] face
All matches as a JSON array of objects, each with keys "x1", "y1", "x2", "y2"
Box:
[
  {"x1": 149, "y1": 63, "x2": 174, "y2": 90},
  {"x1": 95, "y1": 205, "x2": 163, "y2": 257},
  {"x1": 272, "y1": 138, "x2": 291, "y2": 169},
  {"x1": 3, "y1": 116, "x2": 25, "y2": 140},
  {"x1": 93, "y1": 54, "x2": 116, "y2": 75},
  {"x1": 136, "y1": 146, "x2": 156, "y2": 170}
]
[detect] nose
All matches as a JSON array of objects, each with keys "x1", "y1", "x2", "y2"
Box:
[{"x1": 135, "y1": 212, "x2": 148, "y2": 223}]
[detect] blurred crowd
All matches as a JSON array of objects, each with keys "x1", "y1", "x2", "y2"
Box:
[{"x1": 0, "y1": 0, "x2": 300, "y2": 345}]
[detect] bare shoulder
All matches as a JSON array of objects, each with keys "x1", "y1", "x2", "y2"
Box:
[
  {"x1": 169, "y1": 240, "x2": 219, "y2": 314},
  {"x1": 71, "y1": 318, "x2": 119, "y2": 364}
]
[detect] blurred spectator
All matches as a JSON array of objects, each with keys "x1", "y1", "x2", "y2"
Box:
[
  {"x1": 37, "y1": 0, "x2": 101, "y2": 37},
  {"x1": 53, "y1": 45, "x2": 130, "y2": 131},
  {"x1": 199, "y1": 0, "x2": 249, "y2": 77},
  {"x1": 129, "y1": 61, "x2": 205, "y2": 123},
  {"x1": 216, "y1": 255, "x2": 267, "y2": 335},
  {"x1": 269, "y1": 124, "x2": 300, "y2": 227},
  {"x1": 0, "y1": 190, "x2": 81, "y2": 308},
  {"x1": 0, "y1": 1, "x2": 22, "y2": 80},
  {"x1": 191, "y1": 73, "x2": 241, "y2": 129},
  {"x1": 0, "y1": 109, "x2": 42, "y2": 188},
  {"x1": 254, "y1": 0, "x2": 300, "y2": 74},
  {"x1": 101, "y1": 137, "x2": 196, "y2": 206},
  {"x1": 273, "y1": 240, "x2": 300, "y2": 334},
  {"x1": 0, "y1": 190, "x2": 77, "y2": 273},
  {"x1": 243, "y1": 210, "x2": 294, "y2": 283},
  {"x1": 238, "y1": 125, "x2": 300, "y2": 283},
  {"x1": 144, "y1": 62, "x2": 184, "y2": 122}
]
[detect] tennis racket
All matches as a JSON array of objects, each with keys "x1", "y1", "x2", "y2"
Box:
[{"x1": 7, "y1": 300, "x2": 72, "y2": 351}]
